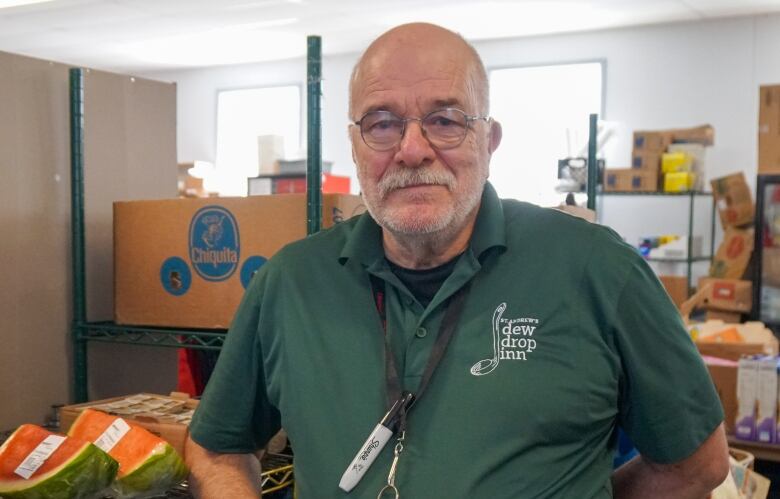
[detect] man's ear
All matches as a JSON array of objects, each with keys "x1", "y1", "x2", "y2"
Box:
[
  {"x1": 488, "y1": 120, "x2": 502, "y2": 154},
  {"x1": 349, "y1": 125, "x2": 358, "y2": 164}
]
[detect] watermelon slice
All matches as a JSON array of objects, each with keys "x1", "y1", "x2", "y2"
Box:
[
  {"x1": 67, "y1": 409, "x2": 188, "y2": 498},
  {"x1": 0, "y1": 424, "x2": 118, "y2": 499}
]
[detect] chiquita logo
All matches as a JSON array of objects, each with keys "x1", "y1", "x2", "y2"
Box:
[{"x1": 189, "y1": 206, "x2": 240, "y2": 281}]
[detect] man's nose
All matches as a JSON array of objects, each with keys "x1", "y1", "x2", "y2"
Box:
[{"x1": 395, "y1": 120, "x2": 435, "y2": 167}]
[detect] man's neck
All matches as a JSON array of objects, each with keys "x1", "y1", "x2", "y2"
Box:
[{"x1": 382, "y1": 211, "x2": 478, "y2": 270}]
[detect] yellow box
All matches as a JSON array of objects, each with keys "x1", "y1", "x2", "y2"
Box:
[
  {"x1": 664, "y1": 171, "x2": 696, "y2": 192},
  {"x1": 661, "y1": 151, "x2": 693, "y2": 173}
]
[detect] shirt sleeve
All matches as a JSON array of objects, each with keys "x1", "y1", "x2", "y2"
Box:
[
  {"x1": 612, "y1": 256, "x2": 724, "y2": 464},
  {"x1": 188, "y1": 265, "x2": 281, "y2": 454}
]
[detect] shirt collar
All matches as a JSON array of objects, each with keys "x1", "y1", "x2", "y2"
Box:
[{"x1": 338, "y1": 181, "x2": 507, "y2": 267}]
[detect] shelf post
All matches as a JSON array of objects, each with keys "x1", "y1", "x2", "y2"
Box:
[
  {"x1": 587, "y1": 113, "x2": 598, "y2": 211},
  {"x1": 687, "y1": 190, "x2": 695, "y2": 295},
  {"x1": 306, "y1": 35, "x2": 322, "y2": 235},
  {"x1": 70, "y1": 68, "x2": 88, "y2": 403},
  {"x1": 710, "y1": 196, "x2": 717, "y2": 266}
]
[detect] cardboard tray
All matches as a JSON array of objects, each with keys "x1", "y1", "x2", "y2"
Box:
[{"x1": 60, "y1": 392, "x2": 198, "y2": 456}]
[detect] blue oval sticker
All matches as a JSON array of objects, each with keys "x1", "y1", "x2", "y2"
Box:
[
  {"x1": 160, "y1": 257, "x2": 192, "y2": 296},
  {"x1": 240, "y1": 255, "x2": 268, "y2": 289},
  {"x1": 189, "y1": 206, "x2": 240, "y2": 282}
]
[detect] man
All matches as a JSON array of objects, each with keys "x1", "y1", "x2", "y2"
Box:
[{"x1": 186, "y1": 23, "x2": 729, "y2": 498}]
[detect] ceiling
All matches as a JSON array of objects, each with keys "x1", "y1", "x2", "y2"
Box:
[{"x1": 1, "y1": 0, "x2": 780, "y2": 73}]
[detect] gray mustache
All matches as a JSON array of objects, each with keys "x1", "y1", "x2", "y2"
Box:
[{"x1": 377, "y1": 168, "x2": 456, "y2": 198}]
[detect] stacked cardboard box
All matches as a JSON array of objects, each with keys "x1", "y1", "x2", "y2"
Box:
[
  {"x1": 759, "y1": 85, "x2": 780, "y2": 174},
  {"x1": 698, "y1": 277, "x2": 753, "y2": 323},
  {"x1": 114, "y1": 194, "x2": 366, "y2": 328},
  {"x1": 248, "y1": 173, "x2": 351, "y2": 195},
  {"x1": 735, "y1": 356, "x2": 780, "y2": 444},
  {"x1": 705, "y1": 357, "x2": 738, "y2": 433},
  {"x1": 695, "y1": 323, "x2": 778, "y2": 436},
  {"x1": 700, "y1": 173, "x2": 757, "y2": 320},
  {"x1": 603, "y1": 125, "x2": 714, "y2": 193}
]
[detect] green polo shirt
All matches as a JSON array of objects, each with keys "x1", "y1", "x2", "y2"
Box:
[{"x1": 190, "y1": 183, "x2": 723, "y2": 498}]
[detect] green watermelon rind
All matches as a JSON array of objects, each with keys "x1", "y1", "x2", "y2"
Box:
[
  {"x1": 111, "y1": 441, "x2": 188, "y2": 499},
  {"x1": 0, "y1": 439, "x2": 118, "y2": 499}
]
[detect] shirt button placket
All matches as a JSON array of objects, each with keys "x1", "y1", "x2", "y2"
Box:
[{"x1": 415, "y1": 327, "x2": 427, "y2": 338}]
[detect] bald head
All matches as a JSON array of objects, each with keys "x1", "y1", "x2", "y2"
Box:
[{"x1": 349, "y1": 23, "x2": 489, "y2": 120}]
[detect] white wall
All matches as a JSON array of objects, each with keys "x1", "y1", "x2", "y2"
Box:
[
  {"x1": 146, "y1": 54, "x2": 359, "y2": 187},
  {"x1": 143, "y1": 14, "x2": 780, "y2": 277}
]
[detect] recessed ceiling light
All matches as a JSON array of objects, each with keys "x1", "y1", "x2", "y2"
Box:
[{"x1": 0, "y1": 0, "x2": 55, "y2": 8}]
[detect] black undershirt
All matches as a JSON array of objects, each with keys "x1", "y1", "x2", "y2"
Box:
[{"x1": 386, "y1": 254, "x2": 462, "y2": 307}]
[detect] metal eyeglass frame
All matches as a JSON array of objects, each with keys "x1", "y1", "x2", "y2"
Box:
[{"x1": 352, "y1": 107, "x2": 491, "y2": 151}]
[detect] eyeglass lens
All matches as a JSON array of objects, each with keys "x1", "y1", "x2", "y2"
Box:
[{"x1": 360, "y1": 109, "x2": 469, "y2": 150}]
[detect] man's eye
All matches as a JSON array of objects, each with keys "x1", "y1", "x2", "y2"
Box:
[
  {"x1": 431, "y1": 117, "x2": 456, "y2": 126},
  {"x1": 369, "y1": 120, "x2": 400, "y2": 132}
]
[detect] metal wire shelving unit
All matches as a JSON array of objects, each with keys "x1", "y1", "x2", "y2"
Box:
[
  {"x1": 597, "y1": 189, "x2": 716, "y2": 294},
  {"x1": 69, "y1": 34, "x2": 323, "y2": 497}
]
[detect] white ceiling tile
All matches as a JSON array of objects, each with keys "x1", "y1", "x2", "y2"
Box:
[{"x1": 0, "y1": 0, "x2": 777, "y2": 72}]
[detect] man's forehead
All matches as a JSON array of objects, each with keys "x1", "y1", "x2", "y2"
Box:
[
  {"x1": 353, "y1": 48, "x2": 475, "y2": 107},
  {"x1": 349, "y1": 23, "x2": 487, "y2": 117}
]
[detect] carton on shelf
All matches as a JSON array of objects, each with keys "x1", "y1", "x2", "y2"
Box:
[
  {"x1": 661, "y1": 152, "x2": 693, "y2": 174},
  {"x1": 693, "y1": 321, "x2": 779, "y2": 361},
  {"x1": 648, "y1": 236, "x2": 703, "y2": 259},
  {"x1": 705, "y1": 309, "x2": 743, "y2": 323},
  {"x1": 257, "y1": 135, "x2": 284, "y2": 175},
  {"x1": 711, "y1": 172, "x2": 755, "y2": 229},
  {"x1": 709, "y1": 228, "x2": 754, "y2": 280},
  {"x1": 664, "y1": 172, "x2": 696, "y2": 193},
  {"x1": 698, "y1": 278, "x2": 753, "y2": 313},
  {"x1": 633, "y1": 124, "x2": 715, "y2": 152},
  {"x1": 247, "y1": 173, "x2": 351, "y2": 196},
  {"x1": 603, "y1": 168, "x2": 658, "y2": 192},
  {"x1": 757, "y1": 357, "x2": 777, "y2": 443},
  {"x1": 736, "y1": 356, "x2": 759, "y2": 440},
  {"x1": 59, "y1": 392, "x2": 198, "y2": 456},
  {"x1": 633, "y1": 131, "x2": 671, "y2": 152},
  {"x1": 668, "y1": 125, "x2": 715, "y2": 146},
  {"x1": 759, "y1": 85, "x2": 780, "y2": 175},
  {"x1": 631, "y1": 151, "x2": 662, "y2": 171},
  {"x1": 177, "y1": 163, "x2": 207, "y2": 198},
  {"x1": 704, "y1": 357, "x2": 737, "y2": 433},
  {"x1": 114, "y1": 194, "x2": 366, "y2": 328},
  {"x1": 276, "y1": 159, "x2": 333, "y2": 174},
  {"x1": 668, "y1": 143, "x2": 706, "y2": 191},
  {"x1": 659, "y1": 275, "x2": 689, "y2": 307}
]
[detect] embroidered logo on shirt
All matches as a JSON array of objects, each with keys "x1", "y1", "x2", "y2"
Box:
[{"x1": 470, "y1": 303, "x2": 539, "y2": 376}]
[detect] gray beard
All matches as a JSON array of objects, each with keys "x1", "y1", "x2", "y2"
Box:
[{"x1": 363, "y1": 174, "x2": 485, "y2": 251}]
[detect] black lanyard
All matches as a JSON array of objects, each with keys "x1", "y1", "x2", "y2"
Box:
[{"x1": 369, "y1": 274, "x2": 470, "y2": 433}]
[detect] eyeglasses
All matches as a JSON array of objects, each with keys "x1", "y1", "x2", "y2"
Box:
[{"x1": 352, "y1": 108, "x2": 491, "y2": 151}]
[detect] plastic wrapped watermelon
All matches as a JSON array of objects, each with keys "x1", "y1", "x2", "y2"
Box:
[
  {"x1": 0, "y1": 424, "x2": 118, "y2": 499},
  {"x1": 67, "y1": 409, "x2": 188, "y2": 498}
]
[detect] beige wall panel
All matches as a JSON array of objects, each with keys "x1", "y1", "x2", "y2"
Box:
[
  {"x1": 0, "y1": 52, "x2": 71, "y2": 430},
  {"x1": 83, "y1": 69, "x2": 178, "y2": 400},
  {"x1": 0, "y1": 53, "x2": 179, "y2": 430}
]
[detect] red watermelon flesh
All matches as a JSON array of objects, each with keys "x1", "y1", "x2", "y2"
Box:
[
  {"x1": 0, "y1": 424, "x2": 117, "y2": 499},
  {"x1": 68, "y1": 409, "x2": 188, "y2": 498}
]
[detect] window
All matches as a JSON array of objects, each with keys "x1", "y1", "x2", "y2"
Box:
[
  {"x1": 488, "y1": 62, "x2": 603, "y2": 206},
  {"x1": 214, "y1": 85, "x2": 301, "y2": 196}
]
